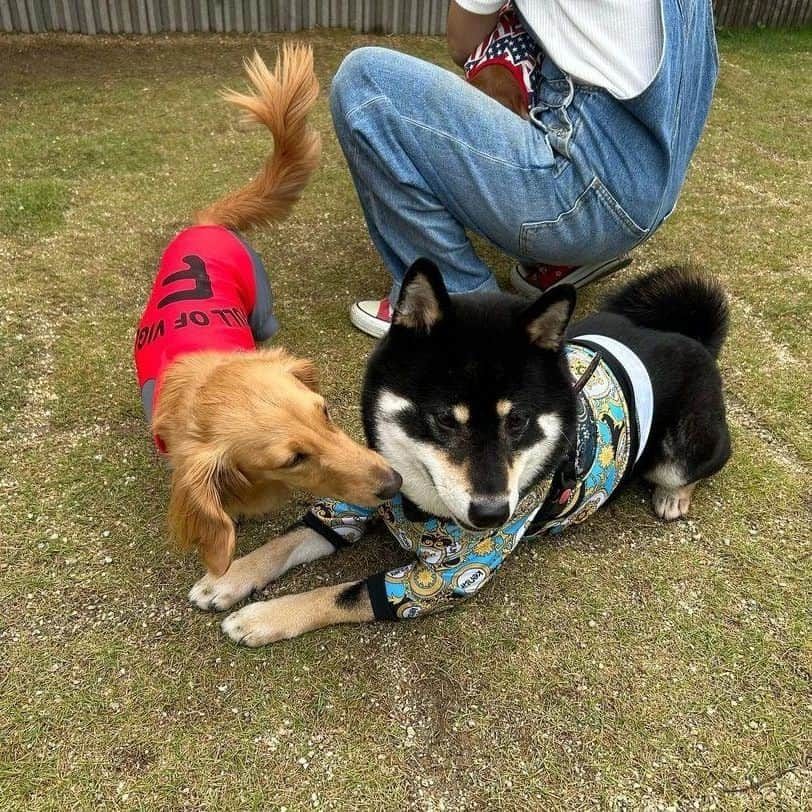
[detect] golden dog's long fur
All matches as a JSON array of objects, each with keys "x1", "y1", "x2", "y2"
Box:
[
  {"x1": 153, "y1": 45, "x2": 399, "y2": 577},
  {"x1": 195, "y1": 46, "x2": 321, "y2": 230}
]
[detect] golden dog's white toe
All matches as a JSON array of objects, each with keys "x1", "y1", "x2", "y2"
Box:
[
  {"x1": 188, "y1": 565, "x2": 260, "y2": 612},
  {"x1": 221, "y1": 600, "x2": 296, "y2": 647}
]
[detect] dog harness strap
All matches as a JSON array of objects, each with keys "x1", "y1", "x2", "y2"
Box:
[{"x1": 571, "y1": 349, "x2": 603, "y2": 393}]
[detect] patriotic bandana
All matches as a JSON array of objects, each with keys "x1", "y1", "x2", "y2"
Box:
[{"x1": 464, "y1": 2, "x2": 544, "y2": 112}]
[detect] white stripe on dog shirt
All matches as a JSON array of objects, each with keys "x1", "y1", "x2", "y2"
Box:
[{"x1": 571, "y1": 334, "x2": 654, "y2": 463}]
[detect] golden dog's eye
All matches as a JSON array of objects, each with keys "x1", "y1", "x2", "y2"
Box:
[
  {"x1": 283, "y1": 452, "x2": 308, "y2": 468},
  {"x1": 323, "y1": 404, "x2": 330, "y2": 422}
]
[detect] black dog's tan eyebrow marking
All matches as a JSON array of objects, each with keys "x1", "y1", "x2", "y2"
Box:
[
  {"x1": 452, "y1": 404, "x2": 470, "y2": 424},
  {"x1": 496, "y1": 399, "x2": 513, "y2": 417}
]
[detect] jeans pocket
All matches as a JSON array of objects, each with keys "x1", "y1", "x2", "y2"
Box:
[{"x1": 519, "y1": 177, "x2": 649, "y2": 265}]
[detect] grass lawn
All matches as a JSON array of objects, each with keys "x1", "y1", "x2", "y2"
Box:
[{"x1": 0, "y1": 26, "x2": 810, "y2": 810}]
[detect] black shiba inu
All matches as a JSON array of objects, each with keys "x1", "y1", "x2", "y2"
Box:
[
  {"x1": 191, "y1": 261, "x2": 731, "y2": 645},
  {"x1": 362, "y1": 259, "x2": 731, "y2": 528}
]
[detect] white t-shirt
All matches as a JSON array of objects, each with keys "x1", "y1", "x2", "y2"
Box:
[{"x1": 454, "y1": 0, "x2": 664, "y2": 100}]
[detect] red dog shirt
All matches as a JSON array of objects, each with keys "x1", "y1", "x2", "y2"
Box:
[{"x1": 134, "y1": 225, "x2": 277, "y2": 450}]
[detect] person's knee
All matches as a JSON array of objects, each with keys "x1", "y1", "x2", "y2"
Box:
[{"x1": 331, "y1": 47, "x2": 387, "y2": 113}]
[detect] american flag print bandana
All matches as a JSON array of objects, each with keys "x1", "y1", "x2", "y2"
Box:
[{"x1": 464, "y1": 2, "x2": 544, "y2": 112}]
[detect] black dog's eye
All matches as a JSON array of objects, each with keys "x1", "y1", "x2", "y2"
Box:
[
  {"x1": 283, "y1": 452, "x2": 308, "y2": 468},
  {"x1": 506, "y1": 413, "x2": 530, "y2": 436},
  {"x1": 432, "y1": 411, "x2": 457, "y2": 431}
]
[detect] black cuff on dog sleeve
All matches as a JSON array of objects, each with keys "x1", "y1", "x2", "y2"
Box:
[
  {"x1": 302, "y1": 511, "x2": 352, "y2": 550},
  {"x1": 366, "y1": 573, "x2": 399, "y2": 622}
]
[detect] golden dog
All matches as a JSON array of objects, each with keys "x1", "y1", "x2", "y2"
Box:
[{"x1": 140, "y1": 45, "x2": 400, "y2": 577}]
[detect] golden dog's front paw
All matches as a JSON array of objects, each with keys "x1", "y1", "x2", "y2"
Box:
[
  {"x1": 188, "y1": 567, "x2": 259, "y2": 612},
  {"x1": 221, "y1": 598, "x2": 301, "y2": 647},
  {"x1": 188, "y1": 528, "x2": 338, "y2": 613},
  {"x1": 219, "y1": 583, "x2": 371, "y2": 646}
]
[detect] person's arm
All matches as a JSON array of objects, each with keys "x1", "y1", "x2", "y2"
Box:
[{"x1": 447, "y1": 0, "x2": 502, "y2": 68}]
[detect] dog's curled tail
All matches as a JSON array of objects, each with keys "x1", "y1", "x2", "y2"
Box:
[
  {"x1": 195, "y1": 44, "x2": 321, "y2": 231},
  {"x1": 603, "y1": 266, "x2": 729, "y2": 358}
]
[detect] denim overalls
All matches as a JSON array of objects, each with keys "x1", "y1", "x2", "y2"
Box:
[
  {"x1": 330, "y1": 0, "x2": 719, "y2": 299},
  {"x1": 524, "y1": 0, "x2": 720, "y2": 245}
]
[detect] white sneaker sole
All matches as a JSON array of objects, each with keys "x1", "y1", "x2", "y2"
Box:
[
  {"x1": 510, "y1": 255, "x2": 633, "y2": 298},
  {"x1": 350, "y1": 302, "x2": 391, "y2": 338}
]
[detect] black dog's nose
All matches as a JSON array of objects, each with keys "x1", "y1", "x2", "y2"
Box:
[
  {"x1": 468, "y1": 499, "x2": 510, "y2": 528},
  {"x1": 375, "y1": 469, "x2": 403, "y2": 500}
]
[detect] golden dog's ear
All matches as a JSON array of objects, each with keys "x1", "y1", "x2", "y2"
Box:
[
  {"x1": 282, "y1": 355, "x2": 319, "y2": 393},
  {"x1": 261, "y1": 347, "x2": 320, "y2": 393},
  {"x1": 167, "y1": 451, "x2": 246, "y2": 576}
]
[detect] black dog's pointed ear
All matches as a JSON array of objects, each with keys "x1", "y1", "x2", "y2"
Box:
[
  {"x1": 519, "y1": 285, "x2": 576, "y2": 350},
  {"x1": 392, "y1": 258, "x2": 451, "y2": 334}
]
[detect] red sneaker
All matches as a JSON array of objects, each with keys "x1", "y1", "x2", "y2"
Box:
[
  {"x1": 510, "y1": 255, "x2": 632, "y2": 297},
  {"x1": 350, "y1": 296, "x2": 392, "y2": 338}
]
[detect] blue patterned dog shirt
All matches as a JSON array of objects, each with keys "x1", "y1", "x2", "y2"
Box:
[{"x1": 303, "y1": 340, "x2": 652, "y2": 620}]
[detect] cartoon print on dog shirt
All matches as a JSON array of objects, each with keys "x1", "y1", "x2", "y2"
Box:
[{"x1": 305, "y1": 343, "x2": 642, "y2": 621}]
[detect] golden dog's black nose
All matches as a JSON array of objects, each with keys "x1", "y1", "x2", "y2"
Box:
[{"x1": 375, "y1": 469, "x2": 403, "y2": 500}]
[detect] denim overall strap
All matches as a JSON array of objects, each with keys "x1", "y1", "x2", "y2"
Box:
[
  {"x1": 527, "y1": 0, "x2": 718, "y2": 232},
  {"x1": 620, "y1": 0, "x2": 719, "y2": 225},
  {"x1": 529, "y1": 60, "x2": 577, "y2": 159}
]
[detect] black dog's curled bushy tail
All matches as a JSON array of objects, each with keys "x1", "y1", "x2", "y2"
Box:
[{"x1": 603, "y1": 266, "x2": 729, "y2": 358}]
